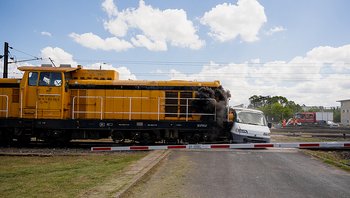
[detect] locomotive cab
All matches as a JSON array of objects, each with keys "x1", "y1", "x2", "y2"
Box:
[{"x1": 18, "y1": 65, "x2": 79, "y2": 119}]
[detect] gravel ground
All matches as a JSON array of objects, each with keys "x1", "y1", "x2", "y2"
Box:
[{"x1": 122, "y1": 151, "x2": 192, "y2": 198}]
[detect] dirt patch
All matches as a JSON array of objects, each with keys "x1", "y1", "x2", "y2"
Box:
[
  {"x1": 122, "y1": 151, "x2": 193, "y2": 198},
  {"x1": 77, "y1": 150, "x2": 168, "y2": 198}
]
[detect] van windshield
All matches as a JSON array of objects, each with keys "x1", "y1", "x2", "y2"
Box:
[{"x1": 236, "y1": 110, "x2": 267, "y2": 126}]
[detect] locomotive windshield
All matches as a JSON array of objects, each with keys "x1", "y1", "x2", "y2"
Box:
[
  {"x1": 235, "y1": 110, "x2": 267, "y2": 126},
  {"x1": 28, "y1": 72, "x2": 38, "y2": 86},
  {"x1": 38, "y1": 72, "x2": 62, "y2": 86}
]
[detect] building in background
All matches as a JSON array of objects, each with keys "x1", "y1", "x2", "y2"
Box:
[
  {"x1": 301, "y1": 105, "x2": 335, "y2": 112},
  {"x1": 337, "y1": 99, "x2": 350, "y2": 126}
]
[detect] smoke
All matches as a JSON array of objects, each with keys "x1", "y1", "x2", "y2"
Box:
[
  {"x1": 215, "y1": 86, "x2": 231, "y2": 106},
  {"x1": 192, "y1": 86, "x2": 231, "y2": 127},
  {"x1": 192, "y1": 87, "x2": 216, "y2": 116}
]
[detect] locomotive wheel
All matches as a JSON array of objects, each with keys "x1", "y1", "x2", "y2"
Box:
[
  {"x1": 17, "y1": 136, "x2": 31, "y2": 146},
  {"x1": 0, "y1": 130, "x2": 12, "y2": 146},
  {"x1": 12, "y1": 128, "x2": 31, "y2": 146},
  {"x1": 112, "y1": 131, "x2": 125, "y2": 144},
  {"x1": 45, "y1": 130, "x2": 71, "y2": 146},
  {"x1": 139, "y1": 132, "x2": 155, "y2": 145},
  {"x1": 190, "y1": 133, "x2": 200, "y2": 144}
]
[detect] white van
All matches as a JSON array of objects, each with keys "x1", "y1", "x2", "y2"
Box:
[{"x1": 231, "y1": 108, "x2": 271, "y2": 143}]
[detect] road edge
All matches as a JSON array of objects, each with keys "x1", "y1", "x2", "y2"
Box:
[{"x1": 115, "y1": 150, "x2": 170, "y2": 198}]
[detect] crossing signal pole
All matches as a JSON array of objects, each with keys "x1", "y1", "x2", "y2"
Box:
[{"x1": 3, "y1": 42, "x2": 9, "y2": 78}]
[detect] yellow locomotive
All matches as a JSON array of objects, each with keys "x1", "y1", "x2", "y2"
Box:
[{"x1": 0, "y1": 64, "x2": 233, "y2": 145}]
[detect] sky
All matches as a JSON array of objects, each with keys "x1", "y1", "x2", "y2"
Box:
[{"x1": 1, "y1": 0, "x2": 350, "y2": 107}]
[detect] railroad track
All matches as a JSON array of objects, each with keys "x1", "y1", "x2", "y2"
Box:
[{"x1": 0, "y1": 139, "x2": 232, "y2": 150}]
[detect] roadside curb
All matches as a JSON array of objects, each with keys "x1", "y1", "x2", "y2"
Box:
[{"x1": 115, "y1": 150, "x2": 170, "y2": 198}]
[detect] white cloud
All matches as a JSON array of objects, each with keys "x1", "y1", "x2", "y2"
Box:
[
  {"x1": 40, "y1": 47, "x2": 137, "y2": 79},
  {"x1": 0, "y1": 47, "x2": 75, "y2": 78},
  {"x1": 69, "y1": 32, "x2": 133, "y2": 52},
  {"x1": 102, "y1": 0, "x2": 118, "y2": 17},
  {"x1": 0, "y1": 61, "x2": 27, "y2": 78},
  {"x1": 306, "y1": 45, "x2": 350, "y2": 72},
  {"x1": 40, "y1": 47, "x2": 78, "y2": 66},
  {"x1": 41, "y1": 31, "x2": 52, "y2": 37},
  {"x1": 40, "y1": 47, "x2": 137, "y2": 80},
  {"x1": 114, "y1": 66, "x2": 137, "y2": 80},
  {"x1": 102, "y1": 0, "x2": 204, "y2": 51},
  {"x1": 158, "y1": 44, "x2": 350, "y2": 107},
  {"x1": 71, "y1": 0, "x2": 204, "y2": 51},
  {"x1": 200, "y1": 0, "x2": 267, "y2": 42},
  {"x1": 131, "y1": 34, "x2": 167, "y2": 51},
  {"x1": 266, "y1": 26, "x2": 286, "y2": 35},
  {"x1": 104, "y1": 16, "x2": 129, "y2": 38}
]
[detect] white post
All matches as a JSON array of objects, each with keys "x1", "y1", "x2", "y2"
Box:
[
  {"x1": 72, "y1": 96, "x2": 76, "y2": 119},
  {"x1": 186, "y1": 98, "x2": 189, "y2": 122},
  {"x1": 20, "y1": 92, "x2": 23, "y2": 118},
  {"x1": 35, "y1": 100, "x2": 38, "y2": 119},
  {"x1": 100, "y1": 97, "x2": 103, "y2": 120},
  {"x1": 6, "y1": 95, "x2": 8, "y2": 118},
  {"x1": 157, "y1": 97, "x2": 160, "y2": 121},
  {"x1": 129, "y1": 97, "x2": 132, "y2": 120}
]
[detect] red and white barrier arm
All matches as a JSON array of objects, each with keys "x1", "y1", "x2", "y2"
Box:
[{"x1": 91, "y1": 142, "x2": 350, "y2": 151}]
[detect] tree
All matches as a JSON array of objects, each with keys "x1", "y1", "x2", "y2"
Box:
[
  {"x1": 248, "y1": 95, "x2": 301, "y2": 123},
  {"x1": 248, "y1": 95, "x2": 264, "y2": 108},
  {"x1": 286, "y1": 101, "x2": 302, "y2": 113},
  {"x1": 333, "y1": 107, "x2": 341, "y2": 122}
]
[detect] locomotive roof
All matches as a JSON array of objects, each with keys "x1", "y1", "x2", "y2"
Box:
[
  {"x1": 68, "y1": 79, "x2": 221, "y2": 87},
  {"x1": 18, "y1": 66, "x2": 80, "y2": 72},
  {"x1": 16, "y1": 66, "x2": 221, "y2": 87}
]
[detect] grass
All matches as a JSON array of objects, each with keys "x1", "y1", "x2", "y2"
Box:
[
  {"x1": 271, "y1": 134, "x2": 349, "y2": 143},
  {"x1": 303, "y1": 150, "x2": 350, "y2": 172},
  {"x1": 0, "y1": 153, "x2": 146, "y2": 198}
]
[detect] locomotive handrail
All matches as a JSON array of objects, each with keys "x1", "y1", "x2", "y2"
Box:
[
  {"x1": 105, "y1": 97, "x2": 216, "y2": 121},
  {"x1": 159, "y1": 97, "x2": 217, "y2": 121},
  {"x1": 35, "y1": 93, "x2": 61, "y2": 119},
  {"x1": 72, "y1": 96, "x2": 103, "y2": 120},
  {"x1": 104, "y1": 96, "x2": 158, "y2": 121},
  {"x1": 0, "y1": 95, "x2": 9, "y2": 118},
  {"x1": 71, "y1": 96, "x2": 217, "y2": 121}
]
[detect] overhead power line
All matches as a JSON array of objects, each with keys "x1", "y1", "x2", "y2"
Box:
[
  {"x1": 72, "y1": 58, "x2": 350, "y2": 66},
  {"x1": 9, "y1": 46, "x2": 41, "y2": 60}
]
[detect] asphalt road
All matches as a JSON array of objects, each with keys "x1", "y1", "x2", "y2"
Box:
[{"x1": 125, "y1": 149, "x2": 350, "y2": 198}]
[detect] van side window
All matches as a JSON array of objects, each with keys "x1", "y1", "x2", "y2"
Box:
[
  {"x1": 28, "y1": 72, "x2": 38, "y2": 86},
  {"x1": 38, "y1": 72, "x2": 62, "y2": 86}
]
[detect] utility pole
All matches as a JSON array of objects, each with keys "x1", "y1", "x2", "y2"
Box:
[{"x1": 3, "y1": 42, "x2": 9, "y2": 78}]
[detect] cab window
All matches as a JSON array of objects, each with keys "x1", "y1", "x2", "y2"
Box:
[
  {"x1": 38, "y1": 72, "x2": 62, "y2": 86},
  {"x1": 28, "y1": 72, "x2": 38, "y2": 86}
]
